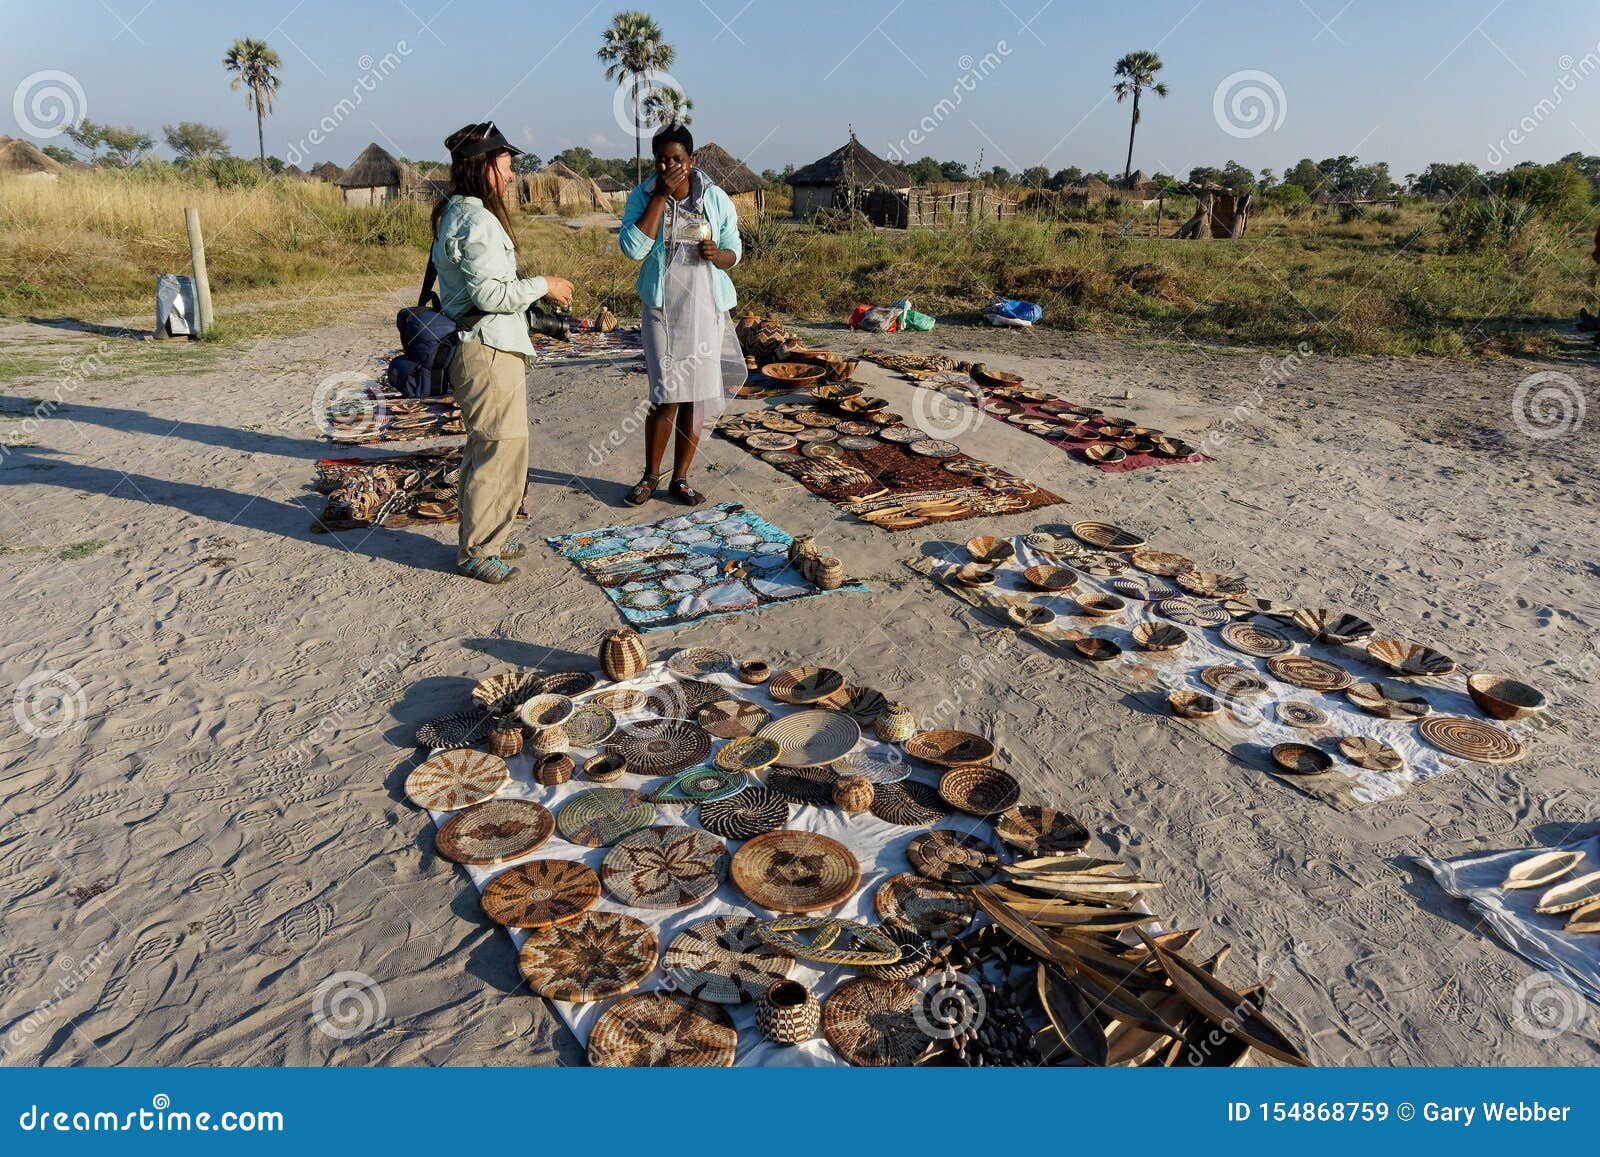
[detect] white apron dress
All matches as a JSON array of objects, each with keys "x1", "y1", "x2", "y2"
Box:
[{"x1": 640, "y1": 179, "x2": 745, "y2": 424}]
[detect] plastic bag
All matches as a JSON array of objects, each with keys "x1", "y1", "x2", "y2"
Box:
[
  {"x1": 901, "y1": 307, "x2": 935, "y2": 331},
  {"x1": 983, "y1": 298, "x2": 1043, "y2": 325}
]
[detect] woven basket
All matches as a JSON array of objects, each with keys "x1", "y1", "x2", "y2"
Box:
[
  {"x1": 535, "y1": 753, "x2": 575, "y2": 786},
  {"x1": 529, "y1": 724, "x2": 570, "y2": 757},
  {"x1": 806, "y1": 557, "x2": 846, "y2": 591},
  {"x1": 832, "y1": 775, "x2": 875, "y2": 814},
  {"x1": 488, "y1": 721, "x2": 523, "y2": 758},
  {"x1": 756, "y1": 980, "x2": 820, "y2": 1045},
  {"x1": 787, "y1": 535, "x2": 822, "y2": 569},
  {"x1": 599, "y1": 628, "x2": 648, "y2": 682},
  {"x1": 874, "y1": 703, "x2": 916, "y2": 744}
]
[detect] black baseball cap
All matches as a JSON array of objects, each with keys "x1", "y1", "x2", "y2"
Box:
[{"x1": 446, "y1": 121, "x2": 524, "y2": 160}]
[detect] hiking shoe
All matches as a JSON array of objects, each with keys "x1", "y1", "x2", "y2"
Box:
[
  {"x1": 499, "y1": 541, "x2": 528, "y2": 561},
  {"x1": 459, "y1": 557, "x2": 521, "y2": 584}
]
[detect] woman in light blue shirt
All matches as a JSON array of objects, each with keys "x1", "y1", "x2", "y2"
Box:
[
  {"x1": 618, "y1": 123, "x2": 745, "y2": 506},
  {"x1": 430, "y1": 122, "x2": 573, "y2": 584}
]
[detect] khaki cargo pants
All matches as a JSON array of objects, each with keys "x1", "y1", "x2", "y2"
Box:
[{"x1": 449, "y1": 338, "x2": 529, "y2": 566}]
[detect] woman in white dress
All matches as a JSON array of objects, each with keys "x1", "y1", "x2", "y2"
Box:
[{"x1": 618, "y1": 123, "x2": 746, "y2": 506}]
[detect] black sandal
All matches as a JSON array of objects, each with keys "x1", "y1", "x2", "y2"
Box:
[
  {"x1": 625, "y1": 471, "x2": 667, "y2": 506},
  {"x1": 668, "y1": 477, "x2": 705, "y2": 506}
]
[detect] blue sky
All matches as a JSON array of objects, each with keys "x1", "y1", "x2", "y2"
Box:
[{"x1": 4, "y1": 0, "x2": 1598, "y2": 177}]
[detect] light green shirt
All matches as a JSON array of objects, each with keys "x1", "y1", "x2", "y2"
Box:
[{"x1": 431, "y1": 195, "x2": 548, "y2": 357}]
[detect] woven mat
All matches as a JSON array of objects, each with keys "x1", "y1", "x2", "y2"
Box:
[{"x1": 311, "y1": 448, "x2": 528, "y2": 532}]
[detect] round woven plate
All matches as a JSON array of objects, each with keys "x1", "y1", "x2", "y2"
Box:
[
  {"x1": 878, "y1": 425, "x2": 926, "y2": 443},
  {"x1": 875, "y1": 872, "x2": 979, "y2": 938},
  {"x1": 1339, "y1": 735, "x2": 1405, "y2": 772},
  {"x1": 415, "y1": 708, "x2": 491, "y2": 751},
  {"x1": 536, "y1": 670, "x2": 598, "y2": 697},
  {"x1": 766, "y1": 765, "x2": 840, "y2": 806},
  {"x1": 1277, "y1": 701, "x2": 1330, "y2": 729},
  {"x1": 662, "y1": 914, "x2": 796, "y2": 1003},
  {"x1": 907, "y1": 829, "x2": 1001, "y2": 884},
  {"x1": 831, "y1": 750, "x2": 910, "y2": 784},
  {"x1": 768, "y1": 665, "x2": 847, "y2": 705},
  {"x1": 587, "y1": 992, "x2": 737, "y2": 1067},
  {"x1": 870, "y1": 779, "x2": 950, "y2": 826},
  {"x1": 1070, "y1": 520, "x2": 1146, "y2": 552},
  {"x1": 1131, "y1": 550, "x2": 1194, "y2": 576},
  {"x1": 1366, "y1": 639, "x2": 1456, "y2": 678},
  {"x1": 1266, "y1": 654, "x2": 1355, "y2": 692},
  {"x1": 406, "y1": 750, "x2": 510, "y2": 811},
  {"x1": 667, "y1": 646, "x2": 736, "y2": 678},
  {"x1": 823, "y1": 977, "x2": 932, "y2": 1066},
  {"x1": 602, "y1": 825, "x2": 729, "y2": 909},
  {"x1": 1418, "y1": 716, "x2": 1524, "y2": 764},
  {"x1": 755, "y1": 916, "x2": 903, "y2": 965},
  {"x1": 472, "y1": 671, "x2": 542, "y2": 715},
  {"x1": 1072, "y1": 552, "x2": 1129, "y2": 576},
  {"x1": 647, "y1": 679, "x2": 728, "y2": 718},
  {"x1": 435, "y1": 798, "x2": 554, "y2": 866},
  {"x1": 836, "y1": 435, "x2": 879, "y2": 451},
  {"x1": 1176, "y1": 571, "x2": 1250, "y2": 599},
  {"x1": 698, "y1": 787, "x2": 791, "y2": 841},
  {"x1": 937, "y1": 765, "x2": 1021, "y2": 816},
  {"x1": 592, "y1": 688, "x2": 650, "y2": 712},
  {"x1": 731, "y1": 830, "x2": 860, "y2": 912},
  {"x1": 556, "y1": 788, "x2": 658, "y2": 848},
  {"x1": 1200, "y1": 665, "x2": 1269, "y2": 697},
  {"x1": 1219, "y1": 620, "x2": 1293, "y2": 658},
  {"x1": 714, "y1": 735, "x2": 782, "y2": 773},
  {"x1": 994, "y1": 805, "x2": 1090, "y2": 856},
  {"x1": 757, "y1": 709, "x2": 861, "y2": 768},
  {"x1": 909, "y1": 438, "x2": 961, "y2": 458},
  {"x1": 651, "y1": 765, "x2": 749, "y2": 804},
  {"x1": 517, "y1": 910, "x2": 657, "y2": 1002},
  {"x1": 747, "y1": 432, "x2": 798, "y2": 451},
  {"x1": 1111, "y1": 575, "x2": 1183, "y2": 602},
  {"x1": 829, "y1": 687, "x2": 891, "y2": 727},
  {"x1": 564, "y1": 703, "x2": 618, "y2": 746},
  {"x1": 1345, "y1": 680, "x2": 1432, "y2": 720},
  {"x1": 1022, "y1": 564, "x2": 1077, "y2": 592},
  {"x1": 695, "y1": 698, "x2": 771, "y2": 738},
  {"x1": 904, "y1": 729, "x2": 996, "y2": 767},
  {"x1": 606, "y1": 718, "x2": 713, "y2": 775},
  {"x1": 480, "y1": 859, "x2": 600, "y2": 928},
  {"x1": 1156, "y1": 597, "x2": 1230, "y2": 628}
]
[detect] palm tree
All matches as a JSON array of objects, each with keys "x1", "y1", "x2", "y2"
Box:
[
  {"x1": 1112, "y1": 50, "x2": 1167, "y2": 187},
  {"x1": 641, "y1": 86, "x2": 693, "y2": 131},
  {"x1": 223, "y1": 38, "x2": 282, "y2": 171},
  {"x1": 597, "y1": 11, "x2": 676, "y2": 183}
]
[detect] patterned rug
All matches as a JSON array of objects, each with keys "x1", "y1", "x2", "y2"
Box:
[
  {"x1": 532, "y1": 327, "x2": 643, "y2": 367},
  {"x1": 715, "y1": 406, "x2": 1063, "y2": 531},
  {"x1": 547, "y1": 502, "x2": 867, "y2": 631}
]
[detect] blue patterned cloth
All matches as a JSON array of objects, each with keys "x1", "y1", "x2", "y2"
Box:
[{"x1": 547, "y1": 502, "x2": 867, "y2": 632}]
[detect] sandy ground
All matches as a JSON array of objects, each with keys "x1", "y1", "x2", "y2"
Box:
[{"x1": 1, "y1": 295, "x2": 1598, "y2": 1066}]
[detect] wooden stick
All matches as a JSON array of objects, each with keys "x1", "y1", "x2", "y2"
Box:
[{"x1": 183, "y1": 207, "x2": 214, "y2": 337}]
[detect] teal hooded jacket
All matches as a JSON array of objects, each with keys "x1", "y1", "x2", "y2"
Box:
[{"x1": 618, "y1": 170, "x2": 741, "y2": 311}]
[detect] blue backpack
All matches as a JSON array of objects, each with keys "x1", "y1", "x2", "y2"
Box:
[{"x1": 385, "y1": 260, "x2": 481, "y2": 398}]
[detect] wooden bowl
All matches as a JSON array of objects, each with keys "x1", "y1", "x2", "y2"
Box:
[
  {"x1": 762, "y1": 362, "x2": 827, "y2": 383},
  {"x1": 1271, "y1": 743, "x2": 1333, "y2": 775},
  {"x1": 1132, "y1": 622, "x2": 1188, "y2": 652},
  {"x1": 1467, "y1": 673, "x2": 1546, "y2": 721},
  {"x1": 1168, "y1": 690, "x2": 1221, "y2": 719},
  {"x1": 965, "y1": 535, "x2": 1015, "y2": 564},
  {"x1": 1074, "y1": 592, "x2": 1126, "y2": 617},
  {"x1": 1021, "y1": 564, "x2": 1077, "y2": 592}
]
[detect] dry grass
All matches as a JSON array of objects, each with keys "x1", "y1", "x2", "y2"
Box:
[{"x1": 3, "y1": 171, "x2": 1592, "y2": 359}]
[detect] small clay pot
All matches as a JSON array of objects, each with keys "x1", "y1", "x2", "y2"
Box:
[{"x1": 756, "y1": 980, "x2": 820, "y2": 1045}]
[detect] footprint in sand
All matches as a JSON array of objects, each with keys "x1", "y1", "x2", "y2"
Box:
[
  {"x1": 128, "y1": 931, "x2": 180, "y2": 967},
  {"x1": 267, "y1": 900, "x2": 333, "y2": 954},
  {"x1": 190, "y1": 868, "x2": 236, "y2": 894}
]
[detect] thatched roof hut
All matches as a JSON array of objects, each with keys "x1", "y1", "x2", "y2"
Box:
[
  {"x1": 0, "y1": 137, "x2": 64, "y2": 181},
  {"x1": 336, "y1": 142, "x2": 403, "y2": 206},
  {"x1": 695, "y1": 142, "x2": 766, "y2": 217},
  {"x1": 308, "y1": 160, "x2": 343, "y2": 183},
  {"x1": 521, "y1": 161, "x2": 604, "y2": 210},
  {"x1": 590, "y1": 173, "x2": 629, "y2": 212},
  {"x1": 786, "y1": 133, "x2": 910, "y2": 221},
  {"x1": 408, "y1": 164, "x2": 449, "y2": 202}
]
